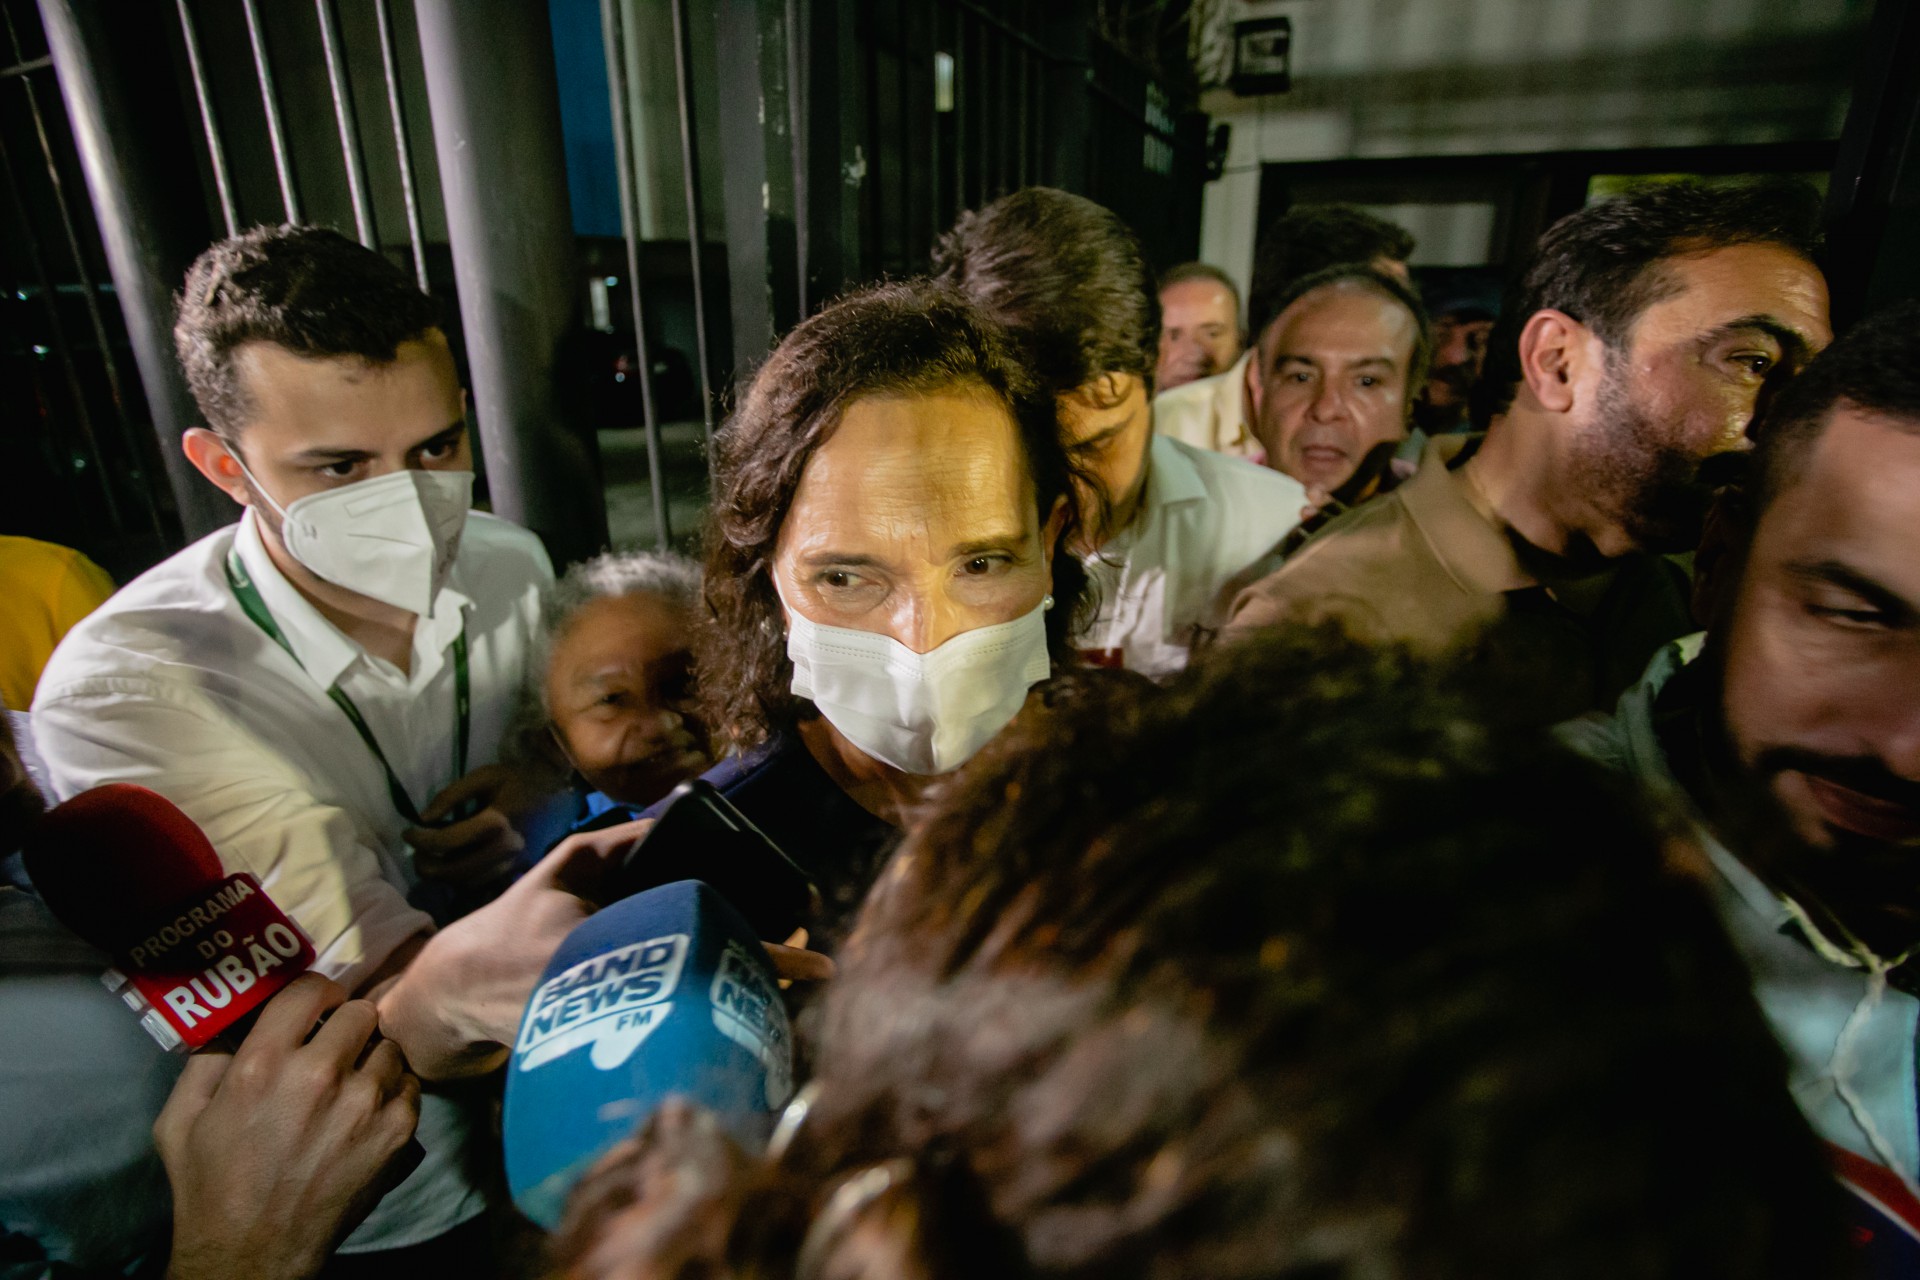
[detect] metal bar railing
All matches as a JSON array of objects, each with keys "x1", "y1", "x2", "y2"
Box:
[
  {"x1": 780, "y1": 0, "x2": 807, "y2": 321},
  {"x1": 315, "y1": 0, "x2": 375, "y2": 247},
  {"x1": 0, "y1": 52, "x2": 48, "y2": 78},
  {"x1": 600, "y1": 0, "x2": 670, "y2": 548},
  {"x1": 373, "y1": 0, "x2": 428, "y2": 290},
  {"x1": 4, "y1": 1, "x2": 160, "y2": 538},
  {"x1": 0, "y1": 126, "x2": 121, "y2": 527},
  {"x1": 175, "y1": 0, "x2": 237, "y2": 237},
  {"x1": 672, "y1": 0, "x2": 717, "y2": 442},
  {"x1": 240, "y1": 0, "x2": 299, "y2": 223}
]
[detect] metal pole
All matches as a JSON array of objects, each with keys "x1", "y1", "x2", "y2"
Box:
[
  {"x1": 240, "y1": 0, "x2": 300, "y2": 223},
  {"x1": 175, "y1": 0, "x2": 237, "y2": 238},
  {"x1": 35, "y1": 0, "x2": 230, "y2": 540},
  {"x1": 603, "y1": 0, "x2": 670, "y2": 548},
  {"x1": 316, "y1": 0, "x2": 376, "y2": 248},
  {"x1": 414, "y1": 0, "x2": 610, "y2": 565},
  {"x1": 10, "y1": 4, "x2": 165, "y2": 538},
  {"x1": 672, "y1": 0, "x2": 717, "y2": 444},
  {"x1": 782, "y1": 0, "x2": 807, "y2": 319},
  {"x1": 372, "y1": 0, "x2": 427, "y2": 290}
]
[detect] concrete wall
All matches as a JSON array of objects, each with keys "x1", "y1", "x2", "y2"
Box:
[{"x1": 1193, "y1": 0, "x2": 1872, "y2": 293}]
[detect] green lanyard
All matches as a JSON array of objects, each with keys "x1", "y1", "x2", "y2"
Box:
[{"x1": 225, "y1": 550, "x2": 469, "y2": 826}]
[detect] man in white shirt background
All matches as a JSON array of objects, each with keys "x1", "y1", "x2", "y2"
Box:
[
  {"x1": 934, "y1": 187, "x2": 1306, "y2": 676},
  {"x1": 1153, "y1": 262, "x2": 1244, "y2": 392},
  {"x1": 30, "y1": 226, "x2": 595, "y2": 1269},
  {"x1": 1155, "y1": 203, "x2": 1415, "y2": 466}
]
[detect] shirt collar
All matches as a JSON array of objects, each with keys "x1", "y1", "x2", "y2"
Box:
[
  {"x1": 1395, "y1": 434, "x2": 1537, "y2": 597},
  {"x1": 1144, "y1": 432, "x2": 1208, "y2": 509},
  {"x1": 233, "y1": 509, "x2": 469, "y2": 689}
]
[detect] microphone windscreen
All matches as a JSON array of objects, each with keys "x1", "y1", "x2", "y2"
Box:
[
  {"x1": 20, "y1": 783, "x2": 224, "y2": 953},
  {"x1": 502, "y1": 879, "x2": 794, "y2": 1229},
  {"x1": 19, "y1": 783, "x2": 315, "y2": 1051}
]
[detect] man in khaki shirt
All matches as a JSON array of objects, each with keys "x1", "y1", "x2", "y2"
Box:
[{"x1": 1228, "y1": 180, "x2": 1834, "y2": 714}]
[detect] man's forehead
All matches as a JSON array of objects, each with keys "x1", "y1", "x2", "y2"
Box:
[
  {"x1": 1637, "y1": 244, "x2": 1830, "y2": 347},
  {"x1": 1268, "y1": 285, "x2": 1415, "y2": 358},
  {"x1": 1760, "y1": 406, "x2": 1920, "y2": 585},
  {"x1": 231, "y1": 332, "x2": 461, "y2": 435}
]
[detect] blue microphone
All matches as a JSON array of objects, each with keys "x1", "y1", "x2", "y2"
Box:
[{"x1": 502, "y1": 879, "x2": 794, "y2": 1229}]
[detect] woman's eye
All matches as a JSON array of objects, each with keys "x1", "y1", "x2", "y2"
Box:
[{"x1": 823, "y1": 570, "x2": 857, "y2": 589}]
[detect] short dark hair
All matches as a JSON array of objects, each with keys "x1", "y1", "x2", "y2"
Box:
[
  {"x1": 1247, "y1": 203, "x2": 1416, "y2": 339},
  {"x1": 1258, "y1": 263, "x2": 1434, "y2": 399},
  {"x1": 1750, "y1": 299, "x2": 1920, "y2": 513},
  {"x1": 1157, "y1": 260, "x2": 1241, "y2": 309},
  {"x1": 554, "y1": 629, "x2": 1842, "y2": 1278},
  {"x1": 174, "y1": 225, "x2": 441, "y2": 437},
  {"x1": 1479, "y1": 179, "x2": 1823, "y2": 420},
  {"x1": 932, "y1": 187, "x2": 1156, "y2": 394},
  {"x1": 698, "y1": 281, "x2": 1091, "y2": 752}
]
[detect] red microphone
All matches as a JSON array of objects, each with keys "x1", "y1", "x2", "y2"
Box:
[{"x1": 20, "y1": 783, "x2": 318, "y2": 1052}]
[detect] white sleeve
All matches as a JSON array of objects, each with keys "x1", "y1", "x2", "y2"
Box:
[{"x1": 29, "y1": 679, "x2": 433, "y2": 992}]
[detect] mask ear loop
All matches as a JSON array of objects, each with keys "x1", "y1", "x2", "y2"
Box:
[
  {"x1": 226, "y1": 445, "x2": 294, "y2": 525},
  {"x1": 1781, "y1": 896, "x2": 1920, "y2": 1199}
]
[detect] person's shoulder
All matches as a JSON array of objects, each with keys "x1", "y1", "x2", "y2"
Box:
[
  {"x1": 459, "y1": 513, "x2": 555, "y2": 586},
  {"x1": 1177, "y1": 438, "x2": 1305, "y2": 503},
  {"x1": 1150, "y1": 370, "x2": 1232, "y2": 442},
  {"x1": 34, "y1": 527, "x2": 240, "y2": 694},
  {"x1": 1223, "y1": 492, "x2": 1427, "y2": 634}
]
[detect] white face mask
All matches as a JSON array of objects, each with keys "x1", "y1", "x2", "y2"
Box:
[
  {"x1": 783, "y1": 593, "x2": 1054, "y2": 776},
  {"x1": 240, "y1": 461, "x2": 473, "y2": 617}
]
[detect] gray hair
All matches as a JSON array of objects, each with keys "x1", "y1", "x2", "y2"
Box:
[{"x1": 531, "y1": 549, "x2": 704, "y2": 721}]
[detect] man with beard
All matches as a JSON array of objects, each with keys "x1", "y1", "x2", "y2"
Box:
[
  {"x1": 1414, "y1": 276, "x2": 1501, "y2": 435},
  {"x1": 1565, "y1": 304, "x2": 1920, "y2": 1257},
  {"x1": 1226, "y1": 180, "x2": 1831, "y2": 716}
]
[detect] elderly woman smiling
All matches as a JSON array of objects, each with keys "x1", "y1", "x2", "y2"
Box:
[{"x1": 619, "y1": 281, "x2": 1092, "y2": 947}]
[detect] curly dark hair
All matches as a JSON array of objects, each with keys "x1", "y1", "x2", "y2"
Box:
[
  {"x1": 1477, "y1": 179, "x2": 1823, "y2": 422},
  {"x1": 931, "y1": 187, "x2": 1157, "y2": 395},
  {"x1": 1247, "y1": 203, "x2": 1417, "y2": 339},
  {"x1": 174, "y1": 224, "x2": 441, "y2": 437},
  {"x1": 696, "y1": 281, "x2": 1092, "y2": 753},
  {"x1": 552, "y1": 627, "x2": 1840, "y2": 1280},
  {"x1": 1748, "y1": 297, "x2": 1920, "y2": 513}
]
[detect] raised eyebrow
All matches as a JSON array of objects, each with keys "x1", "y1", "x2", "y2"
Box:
[
  {"x1": 797, "y1": 551, "x2": 887, "y2": 570},
  {"x1": 1785, "y1": 558, "x2": 1919, "y2": 622}
]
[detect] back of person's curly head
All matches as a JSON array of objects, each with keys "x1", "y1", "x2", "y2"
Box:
[
  {"x1": 697, "y1": 280, "x2": 1091, "y2": 754},
  {"x1": 553, "y1": 627, "x2": 1841, "y2": 1280}
]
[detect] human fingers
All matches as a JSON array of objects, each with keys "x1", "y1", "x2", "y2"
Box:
[
  {"x1": 152, "y1": 1048, "x2": 235, "y2": 1157},
  {"x1": 233, "y1": 972, "x2": 347, "y2": 1063},
  {"x1": 763, "y1": 941, "x2": 836, "y2": 984},
  {"x1": 417, "y1": 764, "x2": 510, "y2": 825},
  {"x1": 403, "y1": 806, "x2": 513, "y2": 857},
  {"x1": 306, "y1": 996, "x2": 382, "y2": 1067},
  {"x1": 534, "y1": 818, "x2": 654, "y2": 899}
]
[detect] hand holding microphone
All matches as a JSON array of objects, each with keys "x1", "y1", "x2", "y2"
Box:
[{"x1": 154, "y1": 973, "x2": 422, "y2": 1280}]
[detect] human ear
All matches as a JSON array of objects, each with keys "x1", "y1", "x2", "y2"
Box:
[
  {"x1": 1514, "y1": 310, "x2": 1595, "y2": 415},
  {"x1": 181, "y1": 427, "x2": 253, "y2": 507}
]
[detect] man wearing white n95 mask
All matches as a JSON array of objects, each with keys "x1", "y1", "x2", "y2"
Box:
[{"x1": 30, "y1": 226, "x2": 564, "y2": 1269}]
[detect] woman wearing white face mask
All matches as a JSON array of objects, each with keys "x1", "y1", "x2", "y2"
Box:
[{"x1": 584, "y1": 283, "x2": 1092, "y2": 951}]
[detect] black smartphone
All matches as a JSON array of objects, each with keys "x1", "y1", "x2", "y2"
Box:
[{"x1": 606, "y1": 779, "x2": 817, "y2": 940}]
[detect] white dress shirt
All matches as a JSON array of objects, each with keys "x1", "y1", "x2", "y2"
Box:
[
  {"x1": 1077, "y1": 433, "x2": 1306, "y2": 677},
  {"x1": 1151, "y1": 350, "x2": 1264, "y2": 464},
  {"x1": 31, "y1": 507, "x2": 552, "y2": 1252}
]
